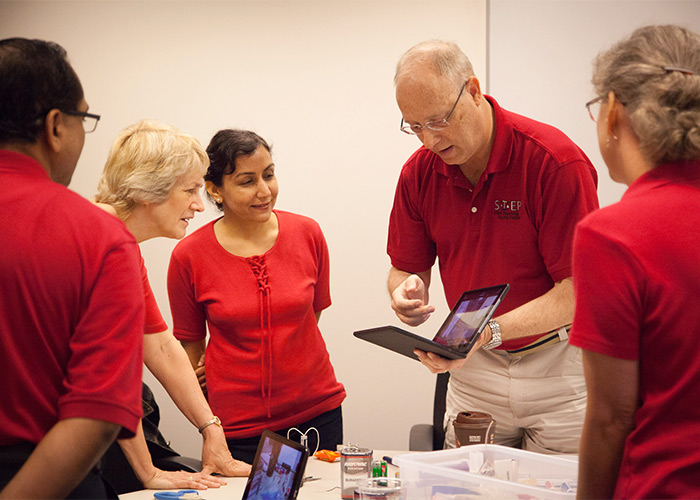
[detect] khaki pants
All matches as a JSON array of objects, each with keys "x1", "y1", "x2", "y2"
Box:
[{"x1": 444, "y1": 340, "x2": 586, "y2": 454}]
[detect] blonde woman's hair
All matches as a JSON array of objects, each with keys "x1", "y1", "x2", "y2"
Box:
[
  {"x1": 95, "y1": 120, "x2": 208, "y2": 216},
  {"x1": 394, "y1": 39, "x2": 475, "y2": 90},
  {"x1": 592, "y1": 24, "x2": 700, "y2": 165}
]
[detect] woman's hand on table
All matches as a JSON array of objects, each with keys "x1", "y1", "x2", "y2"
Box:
[
  {"x1": 201, "y1": 425, "x2": 252, "y2": 477},
  {"x1": 202, "y1": 454, "x2": 252, "y2": 478},
  {"x1": 142, "y1": 469, "x2": 227, "y2": 490}
]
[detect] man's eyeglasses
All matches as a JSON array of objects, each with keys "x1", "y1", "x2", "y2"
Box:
[
  {"x1": 62, "y1": 110, "x2": 101, "y2": 133},
  {"x1": 400, "y1": 80, "x2": 468, "y2": 135}
]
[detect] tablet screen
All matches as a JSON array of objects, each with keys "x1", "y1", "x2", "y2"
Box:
[
  {"x1": 432, "y1": 284, "x2": 509, "y2": 351},
  {"x1": 242, "y1": 430, "x2": 308, "y2": 500}
]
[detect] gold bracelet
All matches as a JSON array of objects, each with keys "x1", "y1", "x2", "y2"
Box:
[{"x1": 198, "y1": 416, "x2": 222, "y2": 434}]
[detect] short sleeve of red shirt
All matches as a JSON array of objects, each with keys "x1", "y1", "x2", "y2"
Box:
[
  {"x1": 60, "y1": 239, "x2": 146, "y2": 438},
  {"x1": 139, "y1": 256, "x2": 168, "y2": 334},
  {"x1": 168, "y1": 246, "x2": 208, "y2": 342},
  {"x1": 311, "y1": 219, "x2": 332, "y2": 312},
  {"x1": 570, "y1": 213, "x2": 644, "y2": 360},
  {"x1": 535, "y1": 157, "x2": 601, "y2": 283},
  {"x1": 388, "y1": 151, "x2": 438, "y2": 273}
]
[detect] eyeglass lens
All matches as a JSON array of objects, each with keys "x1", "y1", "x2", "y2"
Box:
[
  {"x1": 587, "y1": 101, "x2": 601, "y2": 122},
  {"x1": 83, "y1": 117, "x2": 98, "y2": 133},
  {"x1": 401, "y1": 81, "x2": 467, "y2": 135},
  {"x1": 586, "y1": 96, "x2": 607, "y2": 123}
]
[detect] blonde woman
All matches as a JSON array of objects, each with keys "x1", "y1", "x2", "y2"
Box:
[{"x1": 94, "y1": 120, "x2": 250, "y2": 491}]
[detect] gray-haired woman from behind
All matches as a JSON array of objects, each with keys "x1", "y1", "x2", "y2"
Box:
[{"x1": 569, "y1": 24, "x2": 700, "y2": 499}]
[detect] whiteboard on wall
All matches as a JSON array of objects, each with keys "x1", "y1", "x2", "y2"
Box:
[{"x1": 488, "y1": 0, "x2": 700, "y2": 208}]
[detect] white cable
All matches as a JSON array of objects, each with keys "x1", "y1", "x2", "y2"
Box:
[{"x1": 287, "y1": 426, "x2": 320, "y2": 455}]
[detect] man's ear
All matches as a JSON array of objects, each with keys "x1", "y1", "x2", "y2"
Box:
[
  {"x1": 43, "y1": 109, "x2": 64, "y2": 153},
  {"x1": 468, "y1": 76, "x2": 484, "y2": 104}
]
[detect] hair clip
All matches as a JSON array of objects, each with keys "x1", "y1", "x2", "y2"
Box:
[{"x1": 661, "y1": 65, "x2": 697, "y2": 76}]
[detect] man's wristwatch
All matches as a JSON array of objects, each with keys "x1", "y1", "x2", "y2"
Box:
[
  {"x1": 482, "y1": 319, "x2": 502, "y2": 350},
  {"x1": 198, "y1": 416, "x2": 222, "y2": 434}
]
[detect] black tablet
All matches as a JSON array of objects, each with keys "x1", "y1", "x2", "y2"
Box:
[
  {"x1": 241, "y1": 430, "x2": 309, "y2": 500},
  {"x1": 354, "y1": 284, "x2": 509, "y2": 361}
]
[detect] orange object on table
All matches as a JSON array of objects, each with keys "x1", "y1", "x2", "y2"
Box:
[{"x1": 314, "y1": 449, "x2": 341, "y2": 462}]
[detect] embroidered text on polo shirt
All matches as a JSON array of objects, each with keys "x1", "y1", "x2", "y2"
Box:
[{"x1": 494, "y1": 199, "x2": 522, "y2": 220}]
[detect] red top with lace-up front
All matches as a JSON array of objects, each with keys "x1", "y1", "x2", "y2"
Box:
[{"x1": 167, "y1": 210, "x2": 346, "y2": 438}]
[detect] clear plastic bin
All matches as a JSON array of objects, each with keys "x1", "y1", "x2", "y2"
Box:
[{"x1": 394, "y1": 444, "x2": 578, "y2": 499}]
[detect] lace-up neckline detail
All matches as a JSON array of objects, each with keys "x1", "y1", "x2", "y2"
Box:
[{"x1": 246, "y1": 254, "x2": 273, "y2": 417}]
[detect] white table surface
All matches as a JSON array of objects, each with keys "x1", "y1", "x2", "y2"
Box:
[{"x1": 119, "y1": 450, "x2": 407, "y2": 500}]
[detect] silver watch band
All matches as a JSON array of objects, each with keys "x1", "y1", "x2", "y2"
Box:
[{"x1": 482, "y1": 319, "x2": 502, "y2": 350}]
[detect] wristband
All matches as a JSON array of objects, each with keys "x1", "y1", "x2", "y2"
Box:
[{"x1": 198, "y1": 416, "x2": 221, "y2": 434}]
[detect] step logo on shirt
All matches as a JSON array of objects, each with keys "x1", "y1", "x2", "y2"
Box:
[{"x1": 494, "y1": 199, "x2": 522, "y2": 220}]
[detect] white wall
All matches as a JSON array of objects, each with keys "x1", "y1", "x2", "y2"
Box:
[
  {"x1": 0, "y1": 0, "x2": 486, "y2": 457},
  {"x1": 489, "y1": 0, "x2": 700, "y2": 208}
]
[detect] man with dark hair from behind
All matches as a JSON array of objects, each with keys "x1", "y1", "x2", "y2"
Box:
[{"x1": 0, "y1": 38, "x2": 145, "y2": 498}]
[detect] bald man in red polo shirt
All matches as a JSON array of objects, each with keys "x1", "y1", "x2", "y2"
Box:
[{"x1": 387, "y1": 40, "x2": 598, "y2": 453}]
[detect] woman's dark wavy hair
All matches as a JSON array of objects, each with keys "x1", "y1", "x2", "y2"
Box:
[
  {"x1": 0, "y1": 38, "x2": 84, "y2": 144},
  {"x1": 204, "y1": 129, "x2": 272, "y2": 210}
]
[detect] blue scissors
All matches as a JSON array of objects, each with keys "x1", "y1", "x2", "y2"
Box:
[{"x1": 153, "y1": 490, "x2": 200, "y2": 500}]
